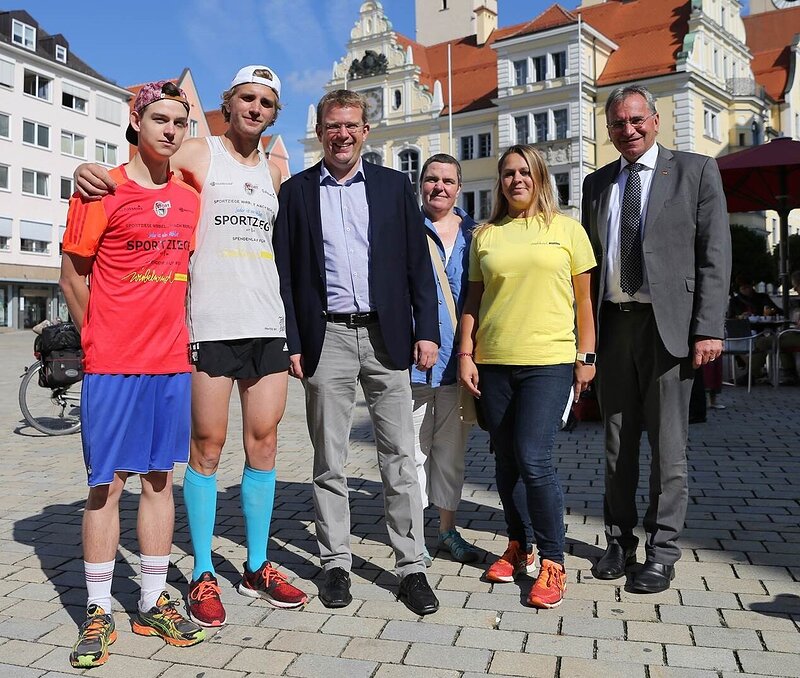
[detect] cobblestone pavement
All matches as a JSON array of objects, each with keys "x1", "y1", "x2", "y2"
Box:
[{"x1": 1, "y1": 329, "x2": 798, "y2": 677}]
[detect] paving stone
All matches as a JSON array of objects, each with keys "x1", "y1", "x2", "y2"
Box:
[
  {"x1": 425, "y1": 606, "x2": 498, "y2": 628},
  {"x1": 648, "y1": 667, "x2": 719, "y2": 678},
  {"x1": 456, "y1": 626, "x2": 524, "y2": 651},
  {"x1": 0, "y1": 618, "x2": 60, "y2": 642},
  {"x1": 319, "y1": 614, "x2": 385, "y2": 638},
  {"x1": 268, "y1": 629, "x2": 348, "y2": 656},
  {"x1": 658, "y1": 604, "x2": 723, "y2": 627},
  {"x1": 691, "y1": 625, "x2": 762, "y2": 649},
  {"x1": 560, "y1": 616, "x2": 624, "y2": 640},
  {"x1": 341, "y1": 637, "x2": 408, "y2": 663},
  {"x1": 498, "y1": 611, "x2": 560, "y2": 634},
  {"x1": 380, "y1": 619, "x2": 458, "y2": 645},
  {"x1": 260, "y1": 609, "x2": 329, "y2": 632},
  {"x1": 284, "y1": 653, "x2": 376, "y2": 678},
  {"x1": 596, "y1": 638, "x2": 663, "y2": 664},
  {"x1": 355, "y1": 601, "x2": 419, "y2": 621},
  {"x1": 703, "y1": 576, "x2": 767, "y2": 594},
  {"x1": 489, "y1": 650, "x2": 557, "y2": 677},
  {"x1": 151, "y1": 639, "x2": 240, "y2": 667},
  {"x1": 0, "y1": 665, "x2": 48, "y2": 678},
  {"x1": 596, "y1": 601, "x2": 658, "y2": 622},
  {"x1": 524, "y1": 631, "x2": 594, "y2": 659},
  {"x1": 664, "y1": 644, "x2": 738, "y2": 671},
  {"x1": 403, "y1": 643, "x2": 491, "y2": 672},
  {"x1": 738, "y1": 650, "x2": 800, "y2": 678},
  {"x1": 158, "y1": 667, "x2": 247, "y2": 678},
  {"x1": 0, "y1": 638, "x2": 51, "y2": 665},
  {"x1": 225, "y1": 647, "x2": 296, "y2": 674},
  {"x1": 679, "y1": 590, "x2": 740, "y2": 609},
  {"x1": 373, "y1": 665, "x2": 458, "y2": 678},
  {"x1": 208, "y1": 624, "x2": 279, "y2": 648},
  {"x1": 760, "y1": 629, "x2": 800, "y2": 653},
  {"x1": 722, "y1": 609, "x2": 799, "y2": 631},
  {"x1": 558, "y1": 657, "x2": 646, "y2": 678}
]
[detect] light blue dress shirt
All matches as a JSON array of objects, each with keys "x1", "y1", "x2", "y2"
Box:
[
  {"x1": 319, "y1": 161, "x2": 372, "y2": 313},
  {"x1": 411, "y1": 206, "x2": 476, "y2": 387}
]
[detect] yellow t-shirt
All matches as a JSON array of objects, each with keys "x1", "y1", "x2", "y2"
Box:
[{"x1": 468, "y1": 213, "x2": 596, "y2": 365}]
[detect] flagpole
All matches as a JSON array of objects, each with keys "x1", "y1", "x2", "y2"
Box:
[
  {"x1": 577, "y1": 14, "x2": 583, "y2": 208},
  {"x1": 448, "y1": 43, "x2": 453, "y2": 156}
]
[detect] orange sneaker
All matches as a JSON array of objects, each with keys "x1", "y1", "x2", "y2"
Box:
[
  {"x1": 485, "y1": 540, "x2": 535, "y2": 583},
  {"x1": 527, "y1": 559, "x2": 566, "y2": 609}
]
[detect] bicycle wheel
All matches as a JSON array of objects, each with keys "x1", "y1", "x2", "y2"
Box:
[{"x1": 18, "y1": 362, "x2": 82, "y2": 435}]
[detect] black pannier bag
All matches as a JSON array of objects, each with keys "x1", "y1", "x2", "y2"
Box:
[{"x1": 36, "y1": 322, "x2": 84, "y2": 388}]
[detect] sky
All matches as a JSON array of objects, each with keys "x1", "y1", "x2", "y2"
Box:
[{"x1": 13, "y1": 0, "x2": 752, "y2": 172}]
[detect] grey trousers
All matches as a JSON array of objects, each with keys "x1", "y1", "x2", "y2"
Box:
[
  {"x1": 304, "y1": 321, "x2": 425, "y2": 578},
  {"x1": 596, "y1": 305, "x2": 694, "y2": 565}
]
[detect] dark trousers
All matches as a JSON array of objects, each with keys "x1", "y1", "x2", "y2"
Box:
[
  {"x1": 596, "y1": 304, "x2": 694, "y2": 565},
  {"x1": 477, "y1": 363, "x2": 573, "y2": 564}
]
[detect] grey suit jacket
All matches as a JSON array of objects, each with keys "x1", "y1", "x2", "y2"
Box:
[{"x1": 581, "y1": 144, "x2": 731, "y2": 358}]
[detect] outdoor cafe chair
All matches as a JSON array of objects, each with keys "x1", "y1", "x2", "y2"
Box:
[
  {"x1": 771, "y1": 327, "x2": 800, "y2": 387},
  {"x1": 723, "y1": 318, "x2": 769, "y2": 393}
]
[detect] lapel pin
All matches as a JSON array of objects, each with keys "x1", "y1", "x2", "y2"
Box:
[{"x1": 661, "y1": 170, "x2": 669, "y2": 175}]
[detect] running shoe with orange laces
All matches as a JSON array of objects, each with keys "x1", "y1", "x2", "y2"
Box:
[
  {"x1": 70, "y1": 604, "x2": 116, "y2": 668},
  {"x1": 237, "y1": 561, "x2": 308, "y2": 608},
  {"x1": 187, "y1": 571, "x2": 227, "y2": 627},
  {"x1": 485, "y1": 540, "x2": 536, "y2": 583},
  {"x1": 527, "y1": 559, "x2": 567, "y2": 609}
]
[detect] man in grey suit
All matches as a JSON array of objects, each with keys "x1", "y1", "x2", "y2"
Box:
[{"x1": 581, "y1": 84, "x2": 731, "y2": 593}]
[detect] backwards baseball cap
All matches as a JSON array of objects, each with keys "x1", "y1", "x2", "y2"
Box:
[
  {"x1": 125, "y1": 80, "x2": 191, "y2": 145},
  {"x1": 229, "y1": 65, "x2": 281, "y2": 98}
]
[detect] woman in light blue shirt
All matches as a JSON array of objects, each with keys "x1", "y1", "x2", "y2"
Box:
[{"x1": 411, "y1": 154, "x2": 479, "y2": 564}]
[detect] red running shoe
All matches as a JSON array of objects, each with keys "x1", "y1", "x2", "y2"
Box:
[
  {"x1": 527, "y1": 559, "x2": 567, "y2": 609},
  {"x1": 485, "y1": 540, "x2": 536, "y2": 583},
  {"x1": 187, "y1": 572, "x2": 226, "y2": 627},
  {"x1": 238, "y1": 561, "x2": 308, "y2": 609}
]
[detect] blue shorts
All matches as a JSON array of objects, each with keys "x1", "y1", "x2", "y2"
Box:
[{"x1": 81, "y1": 373, "x2": 191, "y2": 487}]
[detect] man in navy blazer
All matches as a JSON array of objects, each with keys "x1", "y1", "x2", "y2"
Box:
[{"x1": 273, "y1": 89, "x2": 441, "y2": 615}]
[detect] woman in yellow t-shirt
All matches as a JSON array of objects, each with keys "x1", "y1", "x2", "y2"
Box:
[{"x1": 458, "y1": 145, "x2": 596, "y2": 609}]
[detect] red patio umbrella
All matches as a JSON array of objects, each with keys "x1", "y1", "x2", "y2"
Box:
[{"x1": 716, "y1": 136, "x2": 800, "y2": 313}]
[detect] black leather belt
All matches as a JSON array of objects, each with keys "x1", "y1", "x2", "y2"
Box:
[
  {"x1": 603, "y1": 301, "x2": 652, "y2": 312},
  {"x1": 326, "y1": 312, "x2": 378, "y2": 326}
]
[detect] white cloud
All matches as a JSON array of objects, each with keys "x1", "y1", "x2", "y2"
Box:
[{"x1": 285, "y1": 69, "x2": 333, "y2": 96}]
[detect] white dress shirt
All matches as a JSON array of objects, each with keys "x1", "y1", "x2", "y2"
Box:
[{"x1": 604, "y1": 143, "x2": 660, "y2": 303}]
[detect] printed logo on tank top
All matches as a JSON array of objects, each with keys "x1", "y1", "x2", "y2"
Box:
[{"x1": 153, "y1": 200, "x2": 171, "y2": 217}]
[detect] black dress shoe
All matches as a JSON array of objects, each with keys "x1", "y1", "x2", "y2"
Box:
[
  {"x1": 319, "y1": 567, "x2": 352, "y2": 608},
  {"x1": 629, "y1": 561, "x2": 675, "y2": 593},
  {"x1": 591, "y1": 544, "x2": 637, "y2": 580},
  {"x1": 398, "y1": 572, "x2": 439, "y2": 615}
]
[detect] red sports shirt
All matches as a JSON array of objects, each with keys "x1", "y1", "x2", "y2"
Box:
[{"x1": 62, "y1": 166, "x2": 200, "y2": 374}]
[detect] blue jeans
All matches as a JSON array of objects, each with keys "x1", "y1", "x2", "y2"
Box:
[{"x1": 478, "y1": 363, "x2": 573, "y2": 564}]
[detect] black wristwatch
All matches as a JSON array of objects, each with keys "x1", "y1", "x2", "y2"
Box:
[{"x1": 576, "y1": 352, "x2": 597, "y2": 365}]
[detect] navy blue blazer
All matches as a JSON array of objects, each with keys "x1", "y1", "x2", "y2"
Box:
[{"x1": 274, "y1": 160, "x2": 440, "y2": 377}]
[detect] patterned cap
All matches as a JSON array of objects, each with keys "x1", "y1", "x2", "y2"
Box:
[{"x1": 126, "y1": 80, "x2": 191, "y2": 145}]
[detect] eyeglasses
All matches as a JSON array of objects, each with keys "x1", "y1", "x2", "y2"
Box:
[
  {"x1": 606, "y1": 113, "x2": 657, "y2": 132},
  {"x1": 321, "y1": 122, "x2": 365, "y2": 134}
]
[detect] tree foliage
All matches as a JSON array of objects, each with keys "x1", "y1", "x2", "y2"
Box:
[{"x1": 729, "y1": 224, "x2": 775, "y2": 289}]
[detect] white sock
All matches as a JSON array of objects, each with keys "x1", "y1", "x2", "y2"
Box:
[
  {"x1": 139, "y1": 554, "x2": 170, "y2": 613},
  {"x1": 84, "y1": 560, "x2": 115, "y2": 614}
]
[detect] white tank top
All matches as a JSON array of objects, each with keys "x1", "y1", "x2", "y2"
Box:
[{"x1": 188, "y1": 136, "x2": 284, "y2": 342}]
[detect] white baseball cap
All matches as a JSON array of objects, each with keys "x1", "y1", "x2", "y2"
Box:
[{"x1": 229, "y1": 65, "x2": 281, "y2": 98}]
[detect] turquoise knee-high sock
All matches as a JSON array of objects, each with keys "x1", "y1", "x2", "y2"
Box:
[
  {"x1": 183, "y1": 466, "x2": 217, "y2": 581},
  {"x1": 241, "y1": 465, "x2": 276, "y2": 573}
]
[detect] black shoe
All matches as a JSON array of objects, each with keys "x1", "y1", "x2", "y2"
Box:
[
  {"x1": 398, "y1": 572, "x2": 439, "y2": 615},
  {"x1": 688, "y1": 415, "x2": 706, "y2": 424},
  {"x1": 629, "y1": 561, "x2": 675, "y2": 593},
  {"x1": 591, "y1": 544, "x2": 637, "y2": 580},
  {"x1": 319, "y1": 567, "x2": 352, "y2": 608}
]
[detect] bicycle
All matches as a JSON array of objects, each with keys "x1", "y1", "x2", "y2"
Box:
[{"x1": 18, "y1": 321, "x2": 83, "y2": 436}]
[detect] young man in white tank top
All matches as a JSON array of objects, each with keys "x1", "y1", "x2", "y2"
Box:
[{"x1": 74, "y1": 66, "x2": 307, "y2": 627}]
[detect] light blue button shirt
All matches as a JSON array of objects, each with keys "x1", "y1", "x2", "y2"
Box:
[
  {"x1": 411, "y1": 206, "x2": 475, "y2": 387},
  {"x1": 319, "y1": 161, "x2": 372, "y2": 313}
]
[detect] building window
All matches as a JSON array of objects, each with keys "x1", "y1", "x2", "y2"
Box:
[
  {"x1": 95, "y1": 141, "x2": 118, "y2": 166},
  {"x1": 62, "y1": 84, "x2": 88, "y2": 113},
  {"x1": 532, "y1": 55, "x2": 547, "y2": 82},
  {"x1": 55, "y1": 45, "x2": 68, "y2": 63},
  {"x1": 0, "y1": 112, "x2": 9, "y2": 139},
  {"x1": 0, "y1": 164, "x2": 8, "y2": 190},
  {"x1": 478, "y1": 132, "x2": 491, "y2": 158},
  {"x1": 399, "y1": 149, "x2": 420, "y2": 195},
  {"x1": 61, "y1": 177, "x2": 74, "y2": 200},
  {"x1": 704, "y1": 107, "x2": 720, "y2": 141},
  {"x1": 23, "y1": 120, "x2": 50, "y2": 148},
  {"x1": 553, "y1": 109, "x2": 568, "y2": 140},
  {"x1": 393, "y1": 90, "x2": 402, "y2": 110},
  {"x1": 460, "y1": 136, "x2": 474, "y2": 161},
  {"x1": 23, "y1": 70, "x2": 52, "y2": 101},
  {"x1": 533, "y1": 112, "x2": 548, "y2": 142},
  {"x1": 189, "y1": 119, "x2": 199, "y2": 137},
  {"x1": 462, "y1": 191, "x2": 475, "y2": 217},
  {"x1": 362, "y1": 151, "x2": 381, "y2": 166},
  {"x1": 0, "y1": 58, "x2": 13, "y2": 88},
  {"x1": 61, "y1": 131, "x2": 86, "y2": 158},
  {"x1": 513, "y1": 59, "x2": 528, "y2": 86},
  {"x1": 554, "y1": 173, "x2": 570, "y2": 206},
  {"x1": 478, "y1": 189, "x2": 492, "y2": 220},
  {"x1": 0, "y1": 236, "x2": 9, "y2": 250},
  {"x1": 12, "y1": 19, "x2": 36, "y2": 50},
  {"x1": 552, "y1": 51, "x2": 567, "y2": 78},
  {"x1": 22, "y1": 169, "x2": 49, "y2": 197},
  {"x1": 20, "y1": 238, "x2": 50, "y2": 254},
  {"x1": 514, "y1": 115, "x2": 529, "y2": 144}
]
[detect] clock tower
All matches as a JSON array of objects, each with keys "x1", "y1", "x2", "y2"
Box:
[{"x1": 749, "y1": 0, "x2": 800, "y2": 13}]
